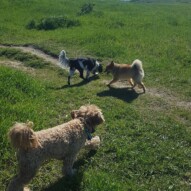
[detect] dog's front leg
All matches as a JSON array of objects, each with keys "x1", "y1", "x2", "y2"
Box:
[
  {"x1": 107, "y1": 78, "x2": 118, "y2": 86},
  {"x1": 62, "y1": 156, "x2": 76, "y2": 176}
]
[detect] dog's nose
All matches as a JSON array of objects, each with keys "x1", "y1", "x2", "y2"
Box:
[{"x1": 104, "y1": 69, "x2": 109, "y2": 74}]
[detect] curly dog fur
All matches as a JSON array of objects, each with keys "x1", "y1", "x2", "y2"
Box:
[{"x1": 7, "y1": 105, "x2": 104, "y2": 191}]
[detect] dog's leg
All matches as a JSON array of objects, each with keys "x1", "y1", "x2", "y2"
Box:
[
  {"x1": 7, "y1": 161, "x2": 39, "y2": 191},
  {"x1": 86, "y1": 70, "x2": 90, "y2": 79},
  {"x1": 7, "y1": 171, "x2": 36, "y2": 191},
  {"x1": 128, "y1": 78, "x2": 134, "y2": 87},
  {"x1": 68, "y1": 68, "x2": 75, "y2": 85},
  {"x1": 62, "y1": 156, "x2": 76, "y2": 176},
  {"x1": 138, "y1": 82, "x2": 146, "y2": 93},
  {"x1": 107, "y1": 78, "x2": 118, "y2": 87},
  {"x1": 131, "y1": 82, "x2": 137, "y2": 90},
  {"x1": 79, "y1": 68, "x2": 85, "y2": 80}
]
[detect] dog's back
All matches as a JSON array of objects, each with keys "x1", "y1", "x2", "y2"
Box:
[{"x1": 106, "y1": 60, "x2": 144, "y2": 81}]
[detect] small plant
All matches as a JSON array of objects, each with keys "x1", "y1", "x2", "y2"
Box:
[
  {"x1": 78, "y1": 3, "x2": 95, "y2": 16},
  {"x1": 26, "y1": 20, "x2": 36, "y2": 29},
  {"x1": 26, "y1": 16, "x2": 80, "y2": 30}
]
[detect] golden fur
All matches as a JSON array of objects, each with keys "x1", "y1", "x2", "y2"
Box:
[
  {"x1": 7, "y1": 105, "x2": 104, "y2": 191},
  {"x1": 105, "y1": 59, "x2": 146, "y2": 93}
]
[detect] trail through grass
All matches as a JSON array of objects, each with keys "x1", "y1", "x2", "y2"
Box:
[{"x1": 0, "y1": 0, "x2": 191, "y2": 190}]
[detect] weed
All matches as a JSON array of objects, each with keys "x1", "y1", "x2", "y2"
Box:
[{"x1": 26, "y1": 16, "x2": 80, "y2": 30}]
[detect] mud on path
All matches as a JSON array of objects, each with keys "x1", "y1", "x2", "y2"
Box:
[{"x1": 0, "y1": 44, "x2": 191, "y2": 111}]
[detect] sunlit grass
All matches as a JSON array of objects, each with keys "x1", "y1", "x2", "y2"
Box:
[{"x1": 0, "y1": 0, "x2": 191, "y2": 190}]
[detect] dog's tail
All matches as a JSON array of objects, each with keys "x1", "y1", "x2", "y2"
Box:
[
  {"x1": 131, "y1": 59, "x2": 145, "y2": 78},
  {"x1": 8, "y1": 121, "x2": 41, "y2": 150},
  {"x1": 59, "y1": 50, "x2": 70, "y2": 68}
]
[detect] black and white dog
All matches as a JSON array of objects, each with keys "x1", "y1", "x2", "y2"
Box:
[{"x1": 59, "y1": 50, "x2": 102, "y2": 85}]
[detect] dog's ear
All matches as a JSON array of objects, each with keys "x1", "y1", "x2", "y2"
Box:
[
  {"x1": 111, "y1": 61, "x2": 114, "y2": 66},
  {"x1": 86, "y1": 111, "x2": 105, "y2": 127},
  {"x1": 95, "y1": 112, "x2": 105, "y2": 124},
  {"x1": 71, "y1": 110, "x2": 78, "y2": 119}
]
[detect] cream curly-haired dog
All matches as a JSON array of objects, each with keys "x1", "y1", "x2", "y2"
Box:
[{"x1": 7, "y1": 105, "x2": 104, "y2": 191}]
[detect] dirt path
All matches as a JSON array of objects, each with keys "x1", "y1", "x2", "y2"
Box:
[
  {"x1": 0, "y1": 44, "x2": 190, "y2": 111},
  {"x1": 103, "y1": 80, "x2": 191, "y2": 111},
  {"x1": 0, "y1": 44, "x2": 60, "y2": 67},
  {"x1": 0, "y1": 60, "x2": 36, "y2": 74},
  {"x1": 147, "y1": 87, "x2": 191, "y2": 110}
]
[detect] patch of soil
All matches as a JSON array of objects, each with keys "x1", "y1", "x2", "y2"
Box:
[
  {"x1": 103, "y1": 79, "x2": 191, "y2": 111},
  {"x1": 0, "y1": 60, "x2": 35, "y2": 74},
  {"x1": 0, "y1": 44, "x2": 60, "y2": 67}
]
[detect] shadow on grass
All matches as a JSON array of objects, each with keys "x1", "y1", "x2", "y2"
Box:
[
  {"x1": 97, "y1": 86, "x2": 140, "y2": 103},
  {"x1": 49, "y1": 75, "x2": 100, "y2": 90},
  {"x1": 42, "y1": 150, "x2": 97, "y2": 191}
]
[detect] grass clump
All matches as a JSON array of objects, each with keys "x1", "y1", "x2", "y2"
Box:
[
  {"x1": 77, "y1": 3, "x2": 95, "y2": 16},
  {"x1": 26, "y1": 16, "x2": 80, "y2": 30}
]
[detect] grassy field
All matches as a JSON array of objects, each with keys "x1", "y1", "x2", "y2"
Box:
[{"x1": 0, "y1": 0, "x2": 191, "y2": 190}]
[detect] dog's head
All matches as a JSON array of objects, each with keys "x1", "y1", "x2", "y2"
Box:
[
  {"x1": 105, "y1": 61, "x2": 115, "y2": 74},
  {"x1": 97, "y1": 62, "x2": 103, "y2": 73},
  {"x1": 71, "y1": 105, "x2": 104, "y2": 133},
  {"x1": 92, "y1": 61, "x2": 103, "y2": 75}
]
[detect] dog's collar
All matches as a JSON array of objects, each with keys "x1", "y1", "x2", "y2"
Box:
[{"x1": 84, "y1": 128, "x2": 92, "y2": 140}]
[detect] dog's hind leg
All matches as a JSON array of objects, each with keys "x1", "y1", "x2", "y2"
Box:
[
  {"x1": 62, "y1": 155, "x2": 76, "y2": 176},
  {"x1": 131, "y1": 82, "x2": 137, "y2": 90},
  {"x1": 128, "y1": 78, "x2": 134, "y2": 87},
  {"x1": 138, "y1": 82, "x2": 146, "y2": 93},
  {"x1": 7, "y1": 170, "x2": 37, "y2": 191},
  {"x1": 7, "y1": 160, "x2": 40, "y2": 191}
]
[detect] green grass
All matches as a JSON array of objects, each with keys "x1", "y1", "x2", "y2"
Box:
[
  {"x1": 0, "y1": 0, "x2": 191, "y2": 190},
  {"x1": 0, "y1": 0, "x2": 191, "y2": 98}
]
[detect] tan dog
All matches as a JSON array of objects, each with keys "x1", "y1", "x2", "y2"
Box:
[
  {"x1": 105, "y1": 59, "x2": 146, "y2": 93},
  {"x1": 7, "y1": 105, "x2": 104, "y2": 191}
]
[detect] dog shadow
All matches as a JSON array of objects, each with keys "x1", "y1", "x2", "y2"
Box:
[
  {"x1": 97, "y1": 86, "x2": 139, "y2": 103},
  {"x1": 42, "y1": 150, "x2": 97, "y2": 191},
  {"x1": 49, "y1": 75, "x2": 100, "y2": 90}
]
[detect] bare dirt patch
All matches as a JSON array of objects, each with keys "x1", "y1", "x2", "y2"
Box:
[
  {"x1": 148, "y1": 87, "x2": 191, "y2": 110},
  {"x1": 0, "y1": 45, "x2": 60, "y2": 67},
  {"x1": 103, "y1": 79, "x2": 191, "y2": 111},
  {"x1": 0, "y1": 60, "x2": 35, "y2": 74}
]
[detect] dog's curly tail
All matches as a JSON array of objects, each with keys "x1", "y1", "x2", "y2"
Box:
[
  {"x1": 8, "y1": 121, "x2": 41, "y2": 150},
  {"x1": 131, "y1": 59, "x2": 144, "y2": 77},
  {"x1": 59, "y1": 50, "x2": 70, "y2": 68}
]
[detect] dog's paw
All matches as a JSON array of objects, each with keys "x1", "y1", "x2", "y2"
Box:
[
  {"x1": 85, "y1": 136, "x2": 100, "y2": 150},
  {"x1": 24, "y1": 187, "x2": 31, "y2": 191},
  {"x1": 63, "y1": 169, "x2": 77, "y2": 177},
  {"x1": 62, "y1": 166, "x2": 77, "y2": 177}
]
